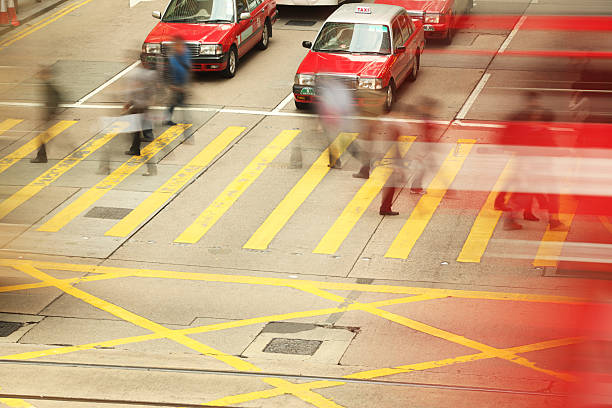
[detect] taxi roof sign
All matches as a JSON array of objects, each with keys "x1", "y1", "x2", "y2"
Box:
[{"x1": 355, "y1": 5, "x2": 372, "y2": 14}]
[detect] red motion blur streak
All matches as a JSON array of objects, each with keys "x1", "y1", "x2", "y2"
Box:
[
  {"x1": 452, "y1": 15, "x2": 612, "y2": 31},
  {"x1": 425, "y1": 49, "x2": 612, "y2": 59}
]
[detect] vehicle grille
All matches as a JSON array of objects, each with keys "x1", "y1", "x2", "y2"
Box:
[
  {"x1": 161, "y1": 42, "x2": 200, "y2": 59},
  {"x1": 315, "y1": 74, "x2": 358, "y2": 90}
]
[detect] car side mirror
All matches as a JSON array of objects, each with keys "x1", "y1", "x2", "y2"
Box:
[
  {"x1": 302, "y1": 41, "x2": 312, "y2": 49},
  {"x1": 395, "y1": 46, "x2": 406, "y2": 54},
  {"x1": 239, "y1": 12, "x2": 251, "y2": 21},
  {"x1": 152, "y1": 10, "x2": 161, "y2": 19}
]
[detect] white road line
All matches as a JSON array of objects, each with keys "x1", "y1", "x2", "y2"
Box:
[
  {"x1": 456, "y1": 72, "x2": 491, "y2": 120},
  {"x1": 272, "y1": 92, "x2": 295, "y2": 113},
  {"x1": 499, "y1": 15, "x2": 526, "y2": 54},
  {"x1": 490, "y1": 86, "x2": 612, "y2": 94},
  {"x1": 74, "y1": 60, "x2": 140, "y2": 106}
]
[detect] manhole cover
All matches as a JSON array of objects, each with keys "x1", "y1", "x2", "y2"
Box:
[
  {"x1": 263, "y1": 338, "x2": 322, "y2": 355},
  {"x1": 85, "y1": 207, "x2": 133, "y2": 220},
  {"x1": 0, "y1": 321, "x2": 23, "y2": 337},
  {"x1": 285, "y1": 20, "x2": 317, "y2": 27}
]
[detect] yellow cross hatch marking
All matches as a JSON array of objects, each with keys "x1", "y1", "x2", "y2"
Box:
[
  {"x1": 175, "y1": 129, "x2": 300, "y2": 244},
  {"x1": 0, "y1": 119, "x2": 23, "y2": 137},
  {"x1": 0, "y1": 121, "x2": 77, "y2": 175},
  {"x1": 0, "y1": 123, "x2": 126, "y2": 221},
  {"x1": 37, "y1": 124, "x2": 190, "y2": 232},
  {"x1": 244, "y1": 132, "x2": 358, "y2": 250},
  {"x1": 105, "y1": 126, "x2": 246, "y2": 237},
  {"x1": 314, "y1": 136, "x2": 416, "y2": 255},
  {"x1": 386, "y1": 139, "x2": 476, "y2": 259}
]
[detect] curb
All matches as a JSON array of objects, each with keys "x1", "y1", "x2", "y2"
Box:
[{"x1": 0, "y1": 0, "x2": 71, "y2": 37}]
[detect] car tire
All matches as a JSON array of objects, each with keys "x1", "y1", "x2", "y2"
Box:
[
  {"x1": 257, "y1": 19, "x2": 271, "y2": 50},
  {"x1": 223, "y1": 46, "x2": 238, "y2": 78},
  {"x1": 295, "y1": 100, "x2": 309, "y2": 110},
  {"x1": 383, "y1": 81, "x2": 395, "y2": 112},
  {"x1": 409, "y1": 53, "x2": 419, "y2": 82}
]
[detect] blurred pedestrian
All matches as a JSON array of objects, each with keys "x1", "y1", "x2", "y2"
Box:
[
  {"x1": 409, "y1": 97, "x2": 440, "y2": 195},
  {"x1": 165, "y1": 34, "x2": 191, "y2": 126},
  {"x1": 31, "y1": 66, "x2": 61, "y2": 163}
]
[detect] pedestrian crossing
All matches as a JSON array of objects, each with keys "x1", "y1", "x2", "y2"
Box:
[{"x1": 0, "y1": 117, "x2": 580, "y2": 265}]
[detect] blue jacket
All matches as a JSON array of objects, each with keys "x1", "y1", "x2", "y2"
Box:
[{"x1": 169, "y1": 51, "x2": 191, "y2": 86}]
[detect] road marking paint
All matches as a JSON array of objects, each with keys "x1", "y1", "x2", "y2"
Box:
[
  {"x1": 0, "y1": 258, "x2": 588, "y2": 304},
  {"x1": 244, "y1": 132, "x2": 358, "y2": 250},
  {"x1": 386, "y1": 140, "x2": 476, "y2": 259},
  {"x1": 37, "y1": 124, "x2": 189, "y2": 232},
  {"x1": 0, "y1": 121, "x2": 76, "y2": 175},
  {"x1": 0, "y1": 398, "x2": 36, "y2": 407},
  {"x1": 533, "y1": 196, "x2": 578, "y2": 267},
  {"x1": 13, "y1": 264, "x2": 342, "y2": 408},
  {"x1": 175, "y1": 129, "x2": 299, "y2": 244},
  {"x1": 457, "y1": 159, "x2": 513, "y2": 263},
  {"x1": 456, "y1": 73, "x2": 491, "y2": 120},
  {"x1": 0, "y1": 0, "x2": 96, "y2": 50},
  {"x1": 490, "y1": 86, "x2": 612, "y2": 94},
  {"x1": 272, "y1": 93, "x2": 295, "y2": 113},
  {"x1": 75, "y1": 61, "x2": 140, "y2": 105},
  {"x1": 498, "y1": 15, "x2": 527, "y2": 54},
  {"x1": 314, "y1": 136, "x2": 416, "y2": 255},
  {"x1": 0, "y1": 124, "x2": 126, "y2": 221},
  {"x1": 106, "y1": 126, "x2": 246, "y2": 238},
  {"x1": 0, "y1": 119, "x2": 22, "y2": 137}
]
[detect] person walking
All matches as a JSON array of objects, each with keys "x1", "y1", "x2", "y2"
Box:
[
  {"x1": 165, "y1": 35, "x2": 191, "y2": 126},
  {"x1": 124, "y1": 62, "x2": 157, "y2": 156},
  {"x1": 31, "y1": 66, "x2": 61, "y2": 163}
]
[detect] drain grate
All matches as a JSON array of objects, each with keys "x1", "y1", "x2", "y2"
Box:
[
  {"x1": 263, "y1": 338, "x2": 322, "y2": 355},
  {"x1": 0, "y1": 321, "x2": 23, "y2": 337},
  {"x1": 84, "y1": 207, "x2": 133, "y2": 220},
  {"x1": 285, "y1": 20, "x2": 317, "y2": 27}
]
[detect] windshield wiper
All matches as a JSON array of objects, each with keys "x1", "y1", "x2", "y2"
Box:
[
  {"x1": 315, "y1": 49, "x2": 351, "y2": 53},
  {"x1": 199, "y1": 19, "x2": 232, "y2": 23},
  {"x1": 354, "y1": 51, "x2": 389, "y2": 55},
  {"x1": 164, "y1": 17, "x2": 198, "y2": 23}
]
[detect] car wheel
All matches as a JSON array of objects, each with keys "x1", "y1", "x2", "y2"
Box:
[
  {"x1": 295, "y1": 100, "x2": 309, "y2": 110},
  {"x1": 409, "y1": 54, "x2": 419, "y2": 82},
  {"x1": 257, "y1": 20, "x2": 271, "y2": 50},
  {"x1": 223, "y1": 46, "x2": 238, "y2": 78},
  {"x1": 384, "y1": 81, "x2": 395, "y2": 112}
]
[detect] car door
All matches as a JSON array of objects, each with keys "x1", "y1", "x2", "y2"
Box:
[
  {"x1": 245, "y1": 0, "x2": 265, "y2": 50},
  {"x1": 400, "y1": 14, "x2": 416, "y2": 73},
  {"x1": 390, "y1": 17, "x2": 409, "y2": 84},
  {"x1": 236, "y1": 0, "x2": 254, "y2": 56}
]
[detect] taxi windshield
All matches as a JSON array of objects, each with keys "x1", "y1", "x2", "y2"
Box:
[
  {"x1": 313, "y1": 22, "x2": 391, "y2": 55},
  {"x1": 163, "y1": 0, "x2": 234, "y2": 23}
]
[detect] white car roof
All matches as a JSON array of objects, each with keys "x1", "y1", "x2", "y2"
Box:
[{"x1": 326, "y1": 3, "x2": 405, "y2": 25}]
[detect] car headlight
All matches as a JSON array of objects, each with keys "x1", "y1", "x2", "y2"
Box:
[
  {"x1": 143, "y1": 43, "x2": 161, "y2": 54},
  {"x1": 357, "y1": 77, "x2": 382, "y2": 90},
  {"x1": 200, "y1": 44, "x2": 223, "y2": 56},
  {"x1": 424, "y1": 13, "x2": 440, "y2": 24},
  {"x1": 295, "y1": 74, "x2": 315, "y2": 86}
]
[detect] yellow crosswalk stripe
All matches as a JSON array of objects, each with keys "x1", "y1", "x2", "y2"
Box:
[
  {"x1": 175, "y1": 129, "x2": 300, "y2": 244},
  {"x1": 0, "y1": 119, "x2": 23, "y2": 136},
  {"x1": 105, "y1": 126, "x2": 246, "y2": 238},
  {"x1": 244, "y1": 132, "x2": 358, "y2": 250},
  {"x1": 533, "y1": 196, "x2": 577, "y2": 267},
  {"x1": 37, "y1": 124, "x2": 190, "y2": 232},
  {"x1": 0, "y1": 123, "x2": 127, "y2": 221},
  {"x1": 0, "y1": 121, "x2": 77, "y2": 175},
  {"x1": 313, "y1": 136, "x2": 416, "y2": 255},
  {"x1": 385, "y1": 139, "x2": 476, "y2": 259},
  {"x1": 456, "y1": 159, "x2": 513, "y2": 263}
]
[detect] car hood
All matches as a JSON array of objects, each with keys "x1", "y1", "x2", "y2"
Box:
[
  {"x1": 297, "y1": 52, "x2": 389, "y2": 78},
  {"x1": 375, "y1": 0, "x2": 449, "y2": 13},
  {"x1": 144, "y1": 22, "x2": 234, "y2": 44}
]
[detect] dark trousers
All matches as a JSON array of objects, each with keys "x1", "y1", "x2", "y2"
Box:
[
  {"x1": 380, "y1": 186, "x2": 396, "y2": 211},
  {"x1": 168, "y1": 90, "x2": 185, "y2": 120}
]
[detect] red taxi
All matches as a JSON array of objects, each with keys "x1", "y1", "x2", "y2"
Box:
[
  {"x1": 374, "y1": 0, "x2": 472, "y2": 44},
  {"x1": 293, "y1": 4, "x2": 425, "y2": 112},
  {"x1": 141, "y1": 0, "x2": 278, "y2": 78}
]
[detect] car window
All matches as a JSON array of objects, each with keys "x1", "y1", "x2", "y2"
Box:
[
  {"x1": 164, "y1": 0, "x2": 234, "y2": 23},
  {"x1": 247, "y1": 0, "x2": 259, "y2": 11},
  {"x1": 400, "y1": 15, "x2": 412, "y2": 39},
  {"x1": 391, "y1": 19, "x2": 403, "y2": 49},
  {"x1": 236, "y1": 0, "x2": 248, "y2": 14},
  {"x1": 313, "y1": 22, "x2": 391, "y2": 54}
]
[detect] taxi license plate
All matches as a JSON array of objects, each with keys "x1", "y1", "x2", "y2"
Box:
[
  {"x1": 424, "y1": 25, "x2": 435, "y2": 31},
  {"x1": 301, "y1": 87, "x2": 315, "y2": 96}
]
